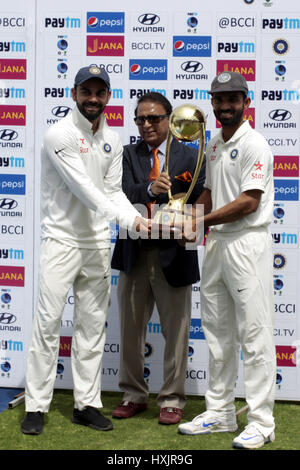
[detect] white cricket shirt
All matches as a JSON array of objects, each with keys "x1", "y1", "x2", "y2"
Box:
[
  {"x1": 204, "y1": 120, "x2": 274, "y2": 233},
  {"x1": 40, "y1": 105, "x2": 139, "y2": 248}
]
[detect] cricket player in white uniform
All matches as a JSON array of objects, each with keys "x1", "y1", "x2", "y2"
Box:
[
  {"x1": 178, "y1": 72, "x2": 276, "y2": 449},
  {"x1": 21, "y1": 65, "x2": 149, "y2": 435}
]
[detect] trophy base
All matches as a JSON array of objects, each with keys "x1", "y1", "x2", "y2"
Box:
[
  {"x1": 150, "y1": 222, "x2": 181, "y2": 239},
  {"x1": 150, "y1": 194, "x2": 194, "y2": 239}
]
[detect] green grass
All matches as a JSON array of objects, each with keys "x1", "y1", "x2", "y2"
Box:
[{"x1": 0, "y1": 390, "x2": 299, "y2": 451}]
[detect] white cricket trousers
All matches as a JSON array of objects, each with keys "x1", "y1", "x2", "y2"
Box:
[
  {"x1": 200, "y1": 227, "x2": 276, "y2": 436},
  {"x1": 25, "y1": 238, "x2": 111, "y2": 412}
]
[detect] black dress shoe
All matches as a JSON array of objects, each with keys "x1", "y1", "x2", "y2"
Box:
[
  {"x1": 21, "y1": 412, "x2": 44, "y2": 435},
  {"x1": 72, "y1": 406, "x2": 113, "y2": 431}
]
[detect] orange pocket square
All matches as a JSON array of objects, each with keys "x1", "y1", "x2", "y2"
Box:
[{"x1": 175, "y1": 171, "x2": 193, "y2": 182}]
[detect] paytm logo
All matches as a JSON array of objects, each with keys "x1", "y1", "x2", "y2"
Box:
[
  {"x1": 129, "y1": 59, "x2": 167, "y2": 80},
  {"x1": 262, "y1": 89, "x2": 300, "y2": 102},
  {"x1": 0, "y1": 174, "x2": 25, "y2": 195},
  {"x1": 274, "y1": 179, "x2": 299, "y2": 201},
  {"x1": 0, "y1": 87, "x2": 25, "y2": 99},
  {"x1": 87, "y1": 12, "x2": 124, "y2": 33},
  {"x1": 44, "y1": 17, "x2": 80, "y2": 28},
  {"x1": 262, "y1": 18, "x2": 300, "y2": 30},
  {"x1": 217, "y1": 40, "x2": 255, "y2": 54},
  {"x1": 0, "y1": 156, "x2": 25, "y2": 168},
  {"x1": 0, "y1": 40, "x2": 25, "y2": 53},
  {"x1": 272, "y1": 232, "x2": 298, "y2": 246},
  {"x1": 190, "y1": 318, "x2": 205, "y2": 340},
  {"x1": 173, "y1": 36, "x2": 211, "y2": 57}
]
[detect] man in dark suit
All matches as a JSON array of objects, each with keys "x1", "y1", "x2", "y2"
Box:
[{"x1": 111, "y1": 92, "x2": 206, "y2": 424}]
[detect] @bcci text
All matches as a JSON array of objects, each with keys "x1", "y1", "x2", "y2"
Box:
[{"x1": 119, "y1": 203, "x2": 204, "y2": 248}]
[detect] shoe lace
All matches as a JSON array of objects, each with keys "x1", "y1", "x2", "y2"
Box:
[{"x1": 161, "y1": 407, "x2": 180, "y2": 414}]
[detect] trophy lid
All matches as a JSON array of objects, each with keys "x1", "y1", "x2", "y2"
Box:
[{"x1": 169, "y1": 104, "x2": 206, "y2": 142}]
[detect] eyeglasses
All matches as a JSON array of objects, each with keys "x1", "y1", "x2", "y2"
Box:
[{"x1": 134, "y1": 114, "x2": 169, "y2": 125}]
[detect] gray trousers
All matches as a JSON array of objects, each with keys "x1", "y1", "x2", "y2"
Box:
[{"x1": 117, "y1": 247, "x2": 192, "y2": 409}]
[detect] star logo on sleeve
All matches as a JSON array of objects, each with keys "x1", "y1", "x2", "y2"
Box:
[
  {"x1": 251, "y1": 161, "x2": 264, "y2": 180},
  {"x1": 254, "y1": 161, "x2": 263, "y2": 171}
]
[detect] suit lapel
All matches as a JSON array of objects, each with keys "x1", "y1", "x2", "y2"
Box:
[
  {"x1": 135, "y1": 139, "x2": 182, "y2": 180},
  {"x1": 136, "y1": 141, "x2": 152, "y2": 181}
]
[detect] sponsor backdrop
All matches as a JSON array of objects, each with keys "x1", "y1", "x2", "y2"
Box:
[{"x1": 1, "y1": 0, "x2": 300, "y2": 401}]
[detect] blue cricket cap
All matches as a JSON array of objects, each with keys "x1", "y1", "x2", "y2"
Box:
[{"x1": 74, "y1": 65, "x2": 110, "y2": 89}]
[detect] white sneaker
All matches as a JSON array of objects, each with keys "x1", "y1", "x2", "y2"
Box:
[
  {"x1": 178, "y1": 411, "x2": 238, "y2": 435},
  {"x1": 232, "y1": 424, "x2": 275, "y2": 449}
]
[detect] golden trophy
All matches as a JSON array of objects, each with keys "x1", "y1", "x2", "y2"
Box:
[{"x1": 151, "y1": 104, "x2": 206, "y2": 237}]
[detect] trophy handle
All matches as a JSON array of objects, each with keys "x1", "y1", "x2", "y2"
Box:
[
  {"x1": 151, "y1": 104, "x2": 206, "y2": 230},
  {"x1": 182, "y1": 123, "x2": 205, "y2": 204},
  {"x1": 164, "y1": 130, "x2": 174, "y2": 201}
]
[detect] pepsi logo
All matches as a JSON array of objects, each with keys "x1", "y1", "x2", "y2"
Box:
[
  {"x1": 174, "y1": 40, "x2": 185, "y2": 52},
  {"x1": 130, "y1": 63, "x2": 141, "y2": 75},
  {"x1": 129, "y1": 59, "x2": 168, "y2": 80},
  {"x1": 88, "y1": 17, "x2": 98, "y2": 28}
]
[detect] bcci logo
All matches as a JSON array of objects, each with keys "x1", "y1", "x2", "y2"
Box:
[
  {"x1": 217, "y1": 72, "x2": 231, "y2": 83},
  {"x1": 273, "y1": 253, "x2": 286, "y2": 269},
  {"x1": 230, "y1": 149, "x2": 239, "y2": 160},
  {"x1": 89, "y1": 65, "x2": 101, "y2": 74},
  {"x1": 273, "y1": 39, "x2": 289, "y2": 55},
  {"x1": 103, "y1": 143, "x2": 111, "y2": 153}
]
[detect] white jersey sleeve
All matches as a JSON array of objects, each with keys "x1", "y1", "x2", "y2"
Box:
[
  {"x1": 43, "y1": 124, "x2": 139, "y2": 231},
  {"x1": 240, "y1": 135, "x2": 273, "y2": 194}
]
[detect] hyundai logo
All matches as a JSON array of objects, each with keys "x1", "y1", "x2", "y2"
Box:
[
  {"x1": 138, "y1": 13, "x2": 160, "y2": 25},
  {"x1": 51, "y1": 106, "x2": 72, "y2": 118},
  {"x1": 0, "y1": 198, "x2": 18, "y2": 210},
  {"x1": 0, "y1": 129, "x2": 18, "y2": 141},
  {"x1": 0, "y1": 313, "x2": 16, "y2": 325},
  {"x1": 269, "y1": 109, "x2": 292, "y2": 122},
  {"x1": 181, "y1": 60, "x2": 203, "y2": 73}
]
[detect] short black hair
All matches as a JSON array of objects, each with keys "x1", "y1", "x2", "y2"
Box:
[{"x1": 134, "y1": 92, "x2": 172, "y2": 116}]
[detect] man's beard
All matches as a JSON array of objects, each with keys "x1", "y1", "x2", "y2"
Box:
[
  {"x1": 214, "y1": 107, "x2": 244, "y2": 127},
  {"x1": 77, "y1": 102, "x2": 105, "y2": 122}
]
